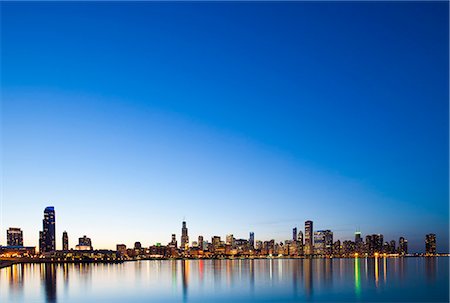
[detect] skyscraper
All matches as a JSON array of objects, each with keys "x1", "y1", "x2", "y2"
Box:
[
  {"x1": 297, "y1": 230, "x2": 304, "y2": 256},
  {"x1": 181, "y1": 221, "x2": 189, "y2": 250},
  {"x1": 249, "y1": 232, "x2": 255, "y2": 249},
  {"x1": 39, "y1": 206, "x2": 56, "y2": 253},
  {"x1": 198, "y1": 236, "x2": 204, "y2": 250},
  {"x1": 355, "y1": 231, "x2": 362, "y2": 244},
  {"x1": 226, "y1": 234, "x2": 235, "y2": 248},
  {"x1": 292, "y1": 227, "x2": 297, "y2": 242},
  {"x1": 313, "y1": 230, "x2": 333, "y2": 256},
  {"x1": 7, "y1": 227, "x2": 23, "y2": 246},
  {"x1": 425, "y1": 234, "x2": 436, "y2": 255},
  {"x1": 399, "y1": 237, "x2": 408, "y2": 255},
  {"x1": 304, "y1": 220, "x2": 313, "y2": 256},
  {"x1": 62, "y1": 231, "x2": 69, "y2": 250},
  {"x1": 169, "y1": 234, "x2": 178, "y2": 248}
]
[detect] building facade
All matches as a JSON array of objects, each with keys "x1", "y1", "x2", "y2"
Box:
[
  {"x1": 304, "y1": 220, "x2": 313, "y2": 256},
  {"x1": 181, "y1": 221, "x2": 189, "y2": 250},
  {"x1": 7, "y1": 227, "x2": 23, "y2": 246},
  {"x1": 62, "y1": 231, "x2": 69, "y2": 250},
  {"x1": 425, "y1": 234, "x2": 436, "y2": 255},
  {"x1": 39, "y1": 206, "x2": 56, "y2": 253}
]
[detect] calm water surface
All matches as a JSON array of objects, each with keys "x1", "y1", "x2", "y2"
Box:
[{"x1": 1, "y1": 257, "x2": 448, "y2": 302}]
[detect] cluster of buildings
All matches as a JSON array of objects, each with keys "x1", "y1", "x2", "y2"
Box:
[
  {"x1": 1, "y1": 207, "x2": 117, "y2": 261},
  {"x1": 115, "y1": 220, "x2": 439, "y2": 259},
  {"x1": 0, "y1": 206, "x2": 441, "y2": 261}
]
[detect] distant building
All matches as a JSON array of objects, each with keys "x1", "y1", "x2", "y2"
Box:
[
  {"x1": 226, "y1": 234, "x2": 235, "y2": 248},
  {"x1": 366, "y1": 234, "x2": 383, "y2": 255},
  {"x1": 116, "y1": 244, "x2": 127, "y2": 257},
  {"x1": 0, "y1": 246, "x2": 35, "y2": 257},
  {"x1": 398, "y1": 237, "x2": 408, "y2": 255},
  {"x1": 297, "y1": 231, "x2": 304, "y2": 256},
  {"x1": 75, "y1": 235, "x2": 92, "y2": 250},
  {"x1": 314, "y1": 230, "x2": 333, "y2": 256},
  {"x1": 169, "y1": 234, "x2": 177, "y2": 248},
  {"x1": 62, "y1": 231, "x2": 69, "y2": 250},
  {"x1": 198, "y1": 236, "x2": 204, "y2": 250},
  {"x1": 181, "y1": 221, "x2": 189, "y2": 250},
  {"x1": 292, "y1": 227, "x2": 297, "y2": 242},
  {"x1": 425, "y1": 234, "x2": 436, "y2": 255},
  {"x1": 249, "y1": 232, "x2": 255, "y2": 249},
  {"x1": 389, "y1": 240, "x2": 396, "y2": 254},
  {"x1": 212, "y1": 236, "x2": 221, "y2": 250},
  {"x1": 333, "y1": 240, "x2": 341, "y2": 256},
  {"x1": 304, "y1": 220, "x2": 313, "y2": 255},
  {"x1": 7, "y1": 228, "x2": 23, "y2": 246},
  {"x1": 39, "y1": 206, "x2": 56, "y2": 253},
  {"x1": 355, "y1": 231, "x2": 362, "y2": 244}
]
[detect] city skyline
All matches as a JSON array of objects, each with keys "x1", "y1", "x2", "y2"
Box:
[
  {"x1": 1, "y1": 206, "x2": 444, "y2": 255},
  {"x1": 1, "y1": 2, "x2": 448, "y2": 253}
]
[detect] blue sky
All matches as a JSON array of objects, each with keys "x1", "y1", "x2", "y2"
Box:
[{"x1": 1, "y1": 2, "x2": 448, "y2": 252}]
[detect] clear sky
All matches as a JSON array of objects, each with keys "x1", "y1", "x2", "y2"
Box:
[{"x1": 1, "y1": 1, "x2": 448, "y2": 253}]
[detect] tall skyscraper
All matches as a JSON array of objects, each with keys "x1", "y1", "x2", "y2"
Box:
[
  {"x1": 7, "y1": 228, "x2": 23, "y2": 246},
  {"x1": 198, "y1": 236, "x2": 204, "y2": 250},
  {"x1": 313, "y1": 230, "x2": 333, "y2": 256},
  {"x1": 249, "y1": 232, "x2": 255, "y2": 249},
  {"x1": 425, "y1": 234, "x2": 436, "y2": 255},
  {"x1": 354, "y1": 231, "x2": 362, "y2": 244},
  {"x1": 39, "y1": 206, "x2": 56, "y2": 253},
  {"x1": 399, "y1": 237, "x2": 408, "y2": 255},
  {"x1": 297, "y1": 230, "x2": 304, "y2": 255},
  {"x1": 292, "y1": 227, "x2": 297, "y2": 242},
  {"x1": 181, "y1": 221, "x2": 189, "y2": 250},
  {"x1": 304, "y1": 220, "x2": 313, "y2": 255},
  {"x1": 62, "y1": 231, "x2": 69, "y2": 250}
]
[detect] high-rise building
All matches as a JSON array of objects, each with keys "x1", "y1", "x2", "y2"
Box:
[
  {"x1": 226, "y1": 234, "x2": 235, "y2": 248},
  {"x1": 181, "y1": 221, "x2": 189, "y2": 250},
  {"x1": 39, "y1": 206, "x2": 56, "y2": 253},
  {"x1": 297, "y1": 230, "x2": 304, "y2": 255},
  {"x1": 313, "y1": 230, "x2": 333, "y2": 256},
  {"x1": 169, "y1": 233, "x2": 178, "y2": 248},
  {"x1": 212, "y1": 236, "x2": 221, "y2": 250},
  {"x1": 198, "y1": 236, "x2": 204, "y2": 250},
  {"x1": 249, "y1": 232, "x2": 255, "y2": 249},
  {"x1": 425, "y1": 234, "x2": 436, "y2": 255},
  {"x1": 355, "y1": 231, "x2": 362, "y2": 244},
  {"x1": 398, "y1": 237, "x2": 408, "y2": 255},
  {"x1": 304, "y1": 220, "x2": 313, "y2": 255},
  {"x1": 7, "y1": 228, "x2": 23, "y2": 246},
  {"x1": 292, "y1": 227, "x2": 297, "y2": 242},
  {"x1": 389, "y1": 240, "x2": 396, "y2": 254},
  {"x1": 62, "y1": 231, "x2": 69, "y2": 250}
]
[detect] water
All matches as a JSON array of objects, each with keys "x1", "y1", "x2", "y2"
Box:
[{"x1": 1, "y1": 257, "x2": 448, "y2": 302}]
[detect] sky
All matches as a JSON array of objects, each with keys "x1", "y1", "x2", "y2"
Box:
[{"x1": 0, "y1": 1, "x2": 448, "y2": 253}]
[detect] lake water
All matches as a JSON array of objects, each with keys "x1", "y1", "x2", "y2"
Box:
[{"x1": 1, "y1": 257, "x2": 448, "y2": 302}]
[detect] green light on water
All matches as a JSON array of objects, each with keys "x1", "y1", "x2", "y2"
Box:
[{"x1": 354, "y1": 258, "x2": 361, "y2": 297}]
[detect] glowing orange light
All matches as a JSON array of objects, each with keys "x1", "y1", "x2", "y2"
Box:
[{"x1": 354, "y1": 253, "x2": 359, "y2": 258}]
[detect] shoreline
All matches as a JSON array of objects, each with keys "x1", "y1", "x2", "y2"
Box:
[{"x1": 1, "y1": 254, "x2": 448, "y2": 269}]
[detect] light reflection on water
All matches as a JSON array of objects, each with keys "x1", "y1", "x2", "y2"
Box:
[{"x1": 1, "y1": 257, "x2": 448, "y2": 302}]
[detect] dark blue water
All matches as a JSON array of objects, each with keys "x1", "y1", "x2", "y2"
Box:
[{"x1": 1, "y1": 257, "x2": 448, "y2": 302}]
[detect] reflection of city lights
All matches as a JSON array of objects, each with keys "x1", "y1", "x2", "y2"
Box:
[
  {"x1": 354, "y1": 258, "x2": 361, "y2": 298},
  {"x1": 375, "y1": 256, "x2": 379, "y2": 287}
]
